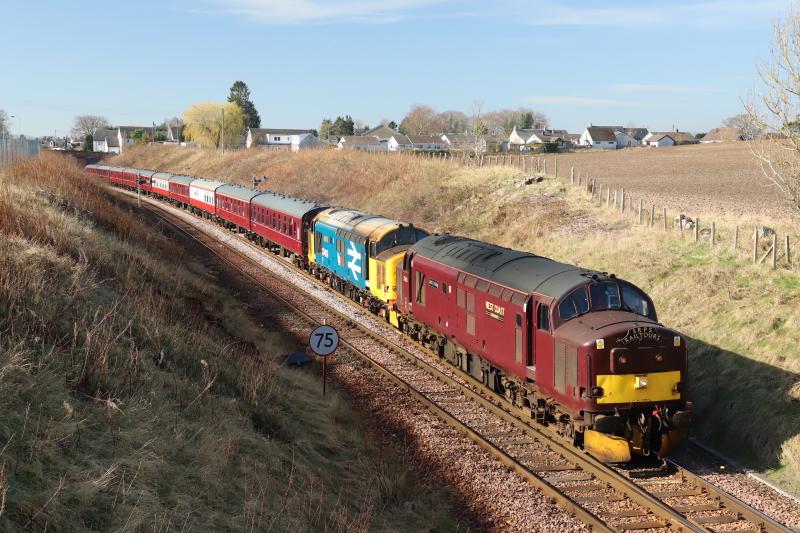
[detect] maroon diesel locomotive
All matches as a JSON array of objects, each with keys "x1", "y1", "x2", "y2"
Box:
[{"x1": 396, "y1": 234, "x2": 692, "y2": 461}]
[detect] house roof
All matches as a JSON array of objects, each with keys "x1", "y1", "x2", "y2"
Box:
[
  {"x1": 407, "y1": 134, "x2": 442, "y2": 144},
  {"x1": 646, "y1": 131, "x2": 695, "y2": 144},
  {"x1": 647, "y1": 134, "x2": 675, "y2": 144},
  {"x1": 362, "y1": 124, "x2": 398, "y2": 140},
  {"x1": 701, "y1": 127, "x2": 743, "y2": 142},
  {"x1": 390, "y1": 134, "x2": 412, "y2": 145},
  {"x1": 94, "y1": 128, "x2": 120, "y2": 147},
  {"x1": 585, "y1": 127, "x2": 617, "y2": 143},
  {"x1": 339, "y1": 135, "x2": 380, "y2": 146}
]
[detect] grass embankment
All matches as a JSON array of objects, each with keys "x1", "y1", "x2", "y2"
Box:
[
  {"x1": 0, "y1": 153, "x2": 463, "y2": 531},
  {"x1": 116, "y1": 145, "x2": 800, "y2": 492}
]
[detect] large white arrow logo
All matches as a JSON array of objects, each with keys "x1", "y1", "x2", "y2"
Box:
[{"x1": 347, "y1": 241, "x2": 362, "y2": 279}]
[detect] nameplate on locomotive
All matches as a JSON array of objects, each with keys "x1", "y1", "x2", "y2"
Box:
[
  {"x1": 485, "y1": 301, "x2": 505, "y2": 321},
  {"x1": 617, "y1": 326, "x2": 662, "y2": 346}
]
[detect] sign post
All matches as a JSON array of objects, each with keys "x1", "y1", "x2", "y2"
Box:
[{"x1": 309, "y1": 321, "x2": 339, "y2": 396}]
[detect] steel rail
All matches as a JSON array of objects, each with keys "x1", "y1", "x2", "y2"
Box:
[{"x1": 115, "y1": 186, "x2": 791, "y2": 533}]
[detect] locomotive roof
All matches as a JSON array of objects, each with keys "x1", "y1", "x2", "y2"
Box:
[
  {"x1": 412, "y1": 234, "x2": 599, "y2": 300},
  {"x1": 216, "y1": 184, "x2": 262, "y2": 202},
  {"x1": 251, "y1": 190, "x2": 327, "y2": 219},
  {"x1": 315, "y1": 207, "x2": 414, "y2": 241},
  {"x1": 190, "y1": 178, "x2": 226, "y2": 192}
]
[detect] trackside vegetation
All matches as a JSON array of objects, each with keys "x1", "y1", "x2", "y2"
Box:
[
  {"x1": 114, "y1": 145, "x2": 800, "y2": 492},
  {"x1": 0, "y1": 153, "x2": 464, "y2": 531}
]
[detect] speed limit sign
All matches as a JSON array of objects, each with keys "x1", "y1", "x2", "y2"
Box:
[{"x1": 309, "y1": 324, "x2": 339, "y2": 356}]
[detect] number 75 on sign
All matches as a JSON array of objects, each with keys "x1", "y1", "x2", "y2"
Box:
[{"x1": 309, "y1": 324, "x2": 339, "y2": 356}]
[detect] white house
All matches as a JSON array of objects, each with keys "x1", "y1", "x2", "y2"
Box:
[
  {"x1": 579, "y1": 126, "x2": 618, "y2": 149},
  {"x1": 407, "y1": 134, "x2": 446, "y2": 151},
  {"x1": 291, "y1": 134, "x2": 326, "y2": 152},
  {"x1": 644, "y1": 134, "x2": 675, "y2": 147},
  {"x1": 336, "y1": 136, "x2": 387, "y2": 152},
  {"x1": 246, "y1": 128, "x2": 315, "y2": 149},
  {"x1": 387, "y1": 134, "x2": 413, "y2": 152},
  {"x1": 92, "y1": 128, "x2": 120, "y2": 154}
]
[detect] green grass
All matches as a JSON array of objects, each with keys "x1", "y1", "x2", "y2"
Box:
[{"x1": 0, "y1": 154, "x2": 464, "y2": 531}]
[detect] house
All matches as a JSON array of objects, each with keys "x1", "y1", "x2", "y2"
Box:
[
  {"x1": 623, "y1": 127, "x2": 649, "y2": 142},
  {"x1": 336, "y1": 135, "x2": 387, "y2": 152},
  {"x1": 93, "y1": 128, "x2": 121, "y2": 154},
  {"x1": 642, "y1": 130, "x2": 695, "y2": 146},
  {"x1": 291, "y1": 134, "x2": 326, "y2": 152},
  {"x1": 614, "y1": 129, "x2": 641, "y2": 148},
  {"x1": 407, "y1": 134, "x2": 446, "y2": 151},
  {"x1": 387, "y1": 134, "x2": 413, "y2": 152},
  {"x1": 700, "y1": 127, "x2": 744, "y2": 143},
  {"x1": 246, "y1": 128, "x2": 315, "y2": 149},
  {"x1": 562, "y1": 133, "x2": 582, "y2": 145},
  {"x1": 644, "y1": 134, "x2": 675, "y2": 148},
  {"x1": 579, "y1": 126, "x2": 618, "y2": 149},
  {"x1": 361, "y1": 124, "x2": 400, "y2": 141},
  {"x1": 442, "y1": 133, "x2": 503, "y2": 152},
  {"x1": 508, "y1": 127, "x2": 565, "y2": 149}
]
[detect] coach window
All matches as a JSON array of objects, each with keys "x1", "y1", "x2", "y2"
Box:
[{"x1": 537, "y1": 304, "x2": 550, "y2": 332}]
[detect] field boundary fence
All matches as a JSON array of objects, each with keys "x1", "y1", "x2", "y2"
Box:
[
  {"x1": 478, "y1": 153, "x2": 797, "y2": 272},
  {"x1": 0, "y1": 138, "x2": 40, "y2": 168}
]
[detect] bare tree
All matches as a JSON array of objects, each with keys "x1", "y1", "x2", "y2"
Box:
[
  {"x1": 722, "y1": 113, "x2": 763, "y2": 140},
  {"x1": 746, "y1": 7, "x2": 800, "y2": 212},
  {"x1": 71, "y1": 115, "x2": 110, "y2": 138},
  {"x1": 399, "y1": 105, "x2": 439, "y2": 135},
  {"x1": 0, "y1": 110, "x2": 8, "y2": 139},
  {"x1": 461, "y1": 100, "x2": 488, "y2": 163}
]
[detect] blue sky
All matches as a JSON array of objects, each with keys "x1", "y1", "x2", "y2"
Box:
[{"x1": 0, "y1": 0, "x2": 788, "y2": 136}]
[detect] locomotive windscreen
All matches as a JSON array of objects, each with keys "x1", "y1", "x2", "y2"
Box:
[{"x1": 375, "y1": 226, "x2": 429, "y2": 255}]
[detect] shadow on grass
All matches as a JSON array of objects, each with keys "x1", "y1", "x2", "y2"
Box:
[{"x1": 686, "y1": 335, "x2": 800, "y2": 475}]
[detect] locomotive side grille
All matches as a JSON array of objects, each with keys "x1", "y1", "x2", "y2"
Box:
[
  {"x1": 555, "y1": 342, "x2": 566, "y2": 392},
  {"x1": 554, "y1": 342, "x2": 578, "y2": 393}
]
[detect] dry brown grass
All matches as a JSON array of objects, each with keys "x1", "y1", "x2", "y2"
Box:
[
  {"x1": 115, "y1": 145, "x2": 800, "y2": 491},
  {"x1": 0, "y1": 153, "x2": 463, "y2": 531}
]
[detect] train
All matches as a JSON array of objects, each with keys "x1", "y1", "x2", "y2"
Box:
[{"x1": 84, "y1": 163, "x2": 693, "y2": 463}]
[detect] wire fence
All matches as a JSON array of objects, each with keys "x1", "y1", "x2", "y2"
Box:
[{"x1": 0, "y1": 138, "x2": 40, "y2": 168}]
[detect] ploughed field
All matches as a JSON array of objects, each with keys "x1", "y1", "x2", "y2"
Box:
[{"x1": 551, "y1": 143, "x2": 788, "y2": 219}]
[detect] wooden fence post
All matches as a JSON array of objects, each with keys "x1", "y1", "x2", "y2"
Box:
[
  {"x1": 711, "y1": 221, "x2": 715, "y2": 246},
  {"x1": 570, "y1": 166, "x2": 574, "y2": 183},
  {"x1": 638, "y1": 199, "x2": 643, "y2": 224},
  {"x1": 663, "y1": 208, "x2": 667, "y2": 231},
  {"x1": 753, "y1": 227, "x2": 759, "y2": 264},
  {"x1": 606, "y1": 187, "x2": 611, "y2": 207},
  {"x1": 732, "y1": 226, "x2": 738, "y2": 252},
  {"x1": 649, "y1": 205, "x2": 654, "y2": 227},
  {"x1": 772, "y1": 233, "x2": 777, "y2": 269},
  {"x1": 543, "y1": 159, "x2": 547, "y2": 175},
  {"x1": 694, "y1": 217, "x2": 699, "y2": 243},
  {"x1": 554, "y1": 158, "x2": 557, "y2": 177},
  {"x1": 620, "y1": 188, "x2": 625, "y2": 212},
  {"x1": 786, "y1": 235, "x2": 791, "y2": 266}
]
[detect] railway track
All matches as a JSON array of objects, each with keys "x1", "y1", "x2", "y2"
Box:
[{"x1": 123, "y1": 189, "x2": 792, "y2": 533}]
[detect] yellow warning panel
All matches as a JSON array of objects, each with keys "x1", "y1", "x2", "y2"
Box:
[
  {"x1": 595, "y1": 371, "x2": 681, "y2": 404},
  {"x1": 584, "y1": 430, "x2": 632, "y2": 463}
]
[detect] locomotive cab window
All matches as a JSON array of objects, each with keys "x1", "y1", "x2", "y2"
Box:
[
  {"x1": 558, "y1": 288, "x2": 589, "y2": 322},
  {"x1": 537, "y1": 304, "x2": 550, "y2": 331},
  {"x1": 621, "y1": 284, "x2": 655, "y2": 320}
]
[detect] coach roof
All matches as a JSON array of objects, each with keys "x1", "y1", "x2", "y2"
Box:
[
  {"x1": 169, "y1": 174, "x2": 195, "y2": 186},
  {"x1": 216, "y1": 184, "x2": 262, "y2": 202},
  {"x1": 251, "y1": 191, "x2": 327, "y2": 219},
  {"x1": 190, "y1": 178, "x2": 226, "y2": 192},
  {"x1": 411, "y1": 234, "x2": 598, "y2": 300}
]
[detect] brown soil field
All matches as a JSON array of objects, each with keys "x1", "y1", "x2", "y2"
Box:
[{"x1": 549, "y1": 143, "x2": 790, "y2": 219}]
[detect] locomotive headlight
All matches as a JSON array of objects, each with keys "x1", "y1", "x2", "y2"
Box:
[
  {"x1": 655, "y1": 354, "x2": 664, "y2": 362},
  {"x1": 591, "y1": 386, "x2": 604, "y2": 398},
  {"x1": 634, "y1": 375, "x2": 648, "y2": 389},
  {"x1": 618, "y1": 354, "x2": 627, "y2": 364}
]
